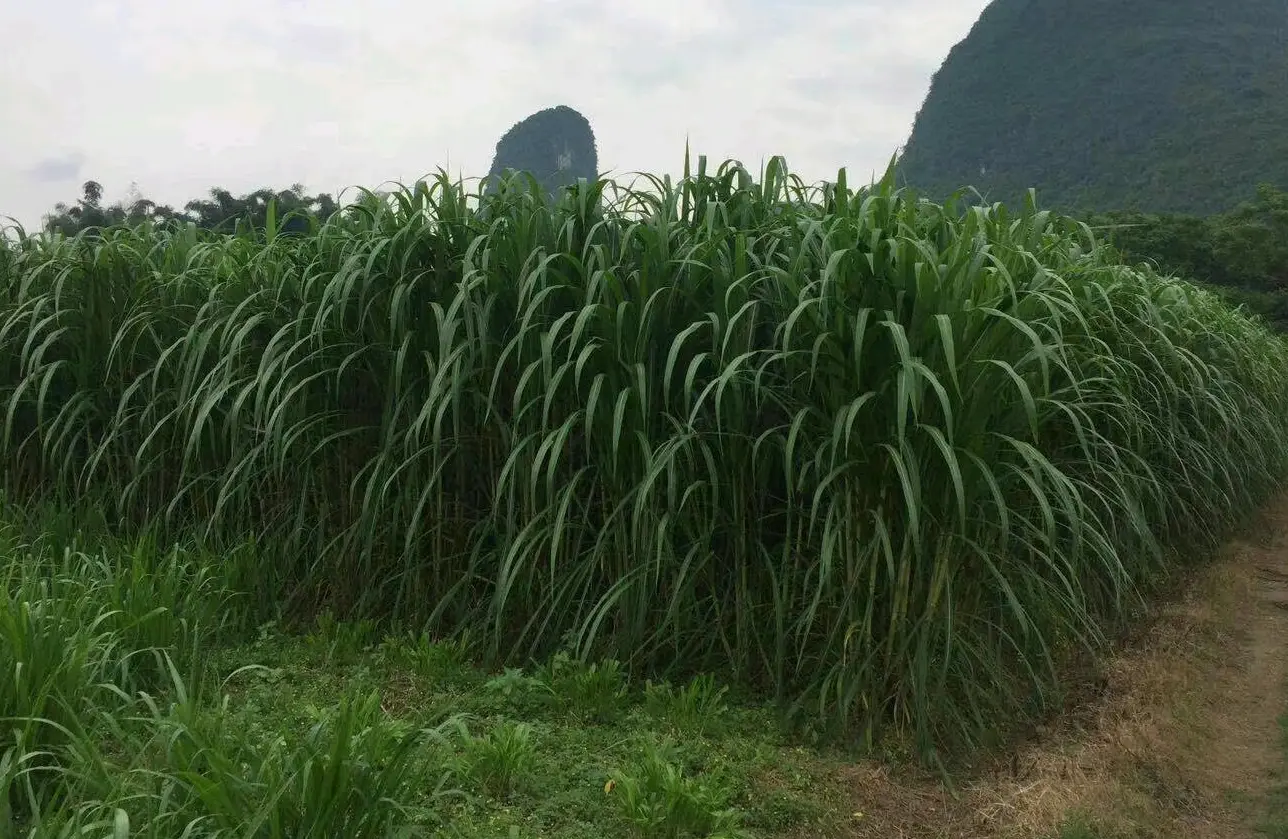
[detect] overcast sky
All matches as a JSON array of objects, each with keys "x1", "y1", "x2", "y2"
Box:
[{"x1": 1, "y1": 0, "x2": 990, "y2": 229}]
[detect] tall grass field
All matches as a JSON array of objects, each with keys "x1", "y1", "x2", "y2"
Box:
[{"x1": 2, "y1": 155, "x2": 1287, "y2": 814}]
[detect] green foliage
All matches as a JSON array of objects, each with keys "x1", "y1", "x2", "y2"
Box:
[
  {"x1": 1087, "y1": 184, "x2": 1288, "y2": 329},
  {"x1": 378, "y1": 629, "x2": 474, "y2": 680},
  {"x1": 134, "y1": 686, "x2": 455, "y2": 838},
  {"x1": 0, "y1": 525, "x2": 237, "y2": 832},
  {"x1": 2, "y1": 155, "x2": 1288, "y2": 768},
  {"x1": 644, "y1": 675, "x2": 732, "y2": 737},
  {"x1": 485, "y1": 105, "x2": 599, "y2": 199},
  {"x1": 535, "y1": 652, "x2": 629, "y2": 723},
  {"x1": 41, "y1": 179, "x2": 339, "y2": 237},
  {"x1": 484, "y1": 667, "x2": 545, "y2": 701},
  {"x1": 897, "y1": 0, "x2": 1288, "y2": 214},
  {"x1": 607, "y1": 740, "x2": 752, "y2": 838},
  {"x1": 0, "y1": 524, "x2": 236, "y2": 763},
  {"x1": 0, "y1": 502, "x2": 836, "y2": 836},
  {"x1": 459, "y1": 720, "x2": 538, "y2": 799},
  {"x1": 305, "y1": 610, "x2": 380, "y2": 664}
]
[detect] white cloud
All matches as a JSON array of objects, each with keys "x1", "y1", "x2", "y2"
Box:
[{"x1": 0, "y1": 0, "x2": 990, "y2": 228}]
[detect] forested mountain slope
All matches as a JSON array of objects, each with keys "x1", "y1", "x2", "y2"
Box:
[{"x1": 896, "y1": 0, "x2": 1288, "y2": 214}]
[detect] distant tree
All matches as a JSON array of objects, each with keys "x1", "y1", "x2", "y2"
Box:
[
  {"x1": 44, "y1": 180, "x2": 124, "y2": 235},
  {"x1": 42, "y1": 181, "x2": 338, "y2": 236},
  {"x1": 81, "y1": 180, "x2": 103, "y2": 205}
]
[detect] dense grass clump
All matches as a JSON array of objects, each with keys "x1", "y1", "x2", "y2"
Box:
[
  {"x1": 0, "y1": 506, "x2": 781, "y2": 837},
  {"x1": 2, "y1": 157, "x2": 1286, "y2": 761}
]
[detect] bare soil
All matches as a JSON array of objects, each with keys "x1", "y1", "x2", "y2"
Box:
[{"x1": 773, "y1": 494, "x2": 1288, "y2": 838}]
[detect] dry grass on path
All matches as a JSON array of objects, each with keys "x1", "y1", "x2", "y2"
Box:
[{"x1": 772, "y1": 494, "x2": 1288, "y2": 839}]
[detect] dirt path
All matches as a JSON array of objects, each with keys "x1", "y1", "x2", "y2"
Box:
[{"x1": 781, "y1": 495, "x2": 1288, "y2": 838}]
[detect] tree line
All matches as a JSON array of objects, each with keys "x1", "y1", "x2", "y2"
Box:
[{"x1": 41, "y1": 180, "x2": 339, "y2": 237}]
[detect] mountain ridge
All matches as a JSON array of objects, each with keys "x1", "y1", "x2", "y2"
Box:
[{"x1": 896, "y1": 0, "x2": 1288, "y2": 214}]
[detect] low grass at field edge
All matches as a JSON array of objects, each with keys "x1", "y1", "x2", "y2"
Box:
[{"x1": 1, "y1": 509, "x2": 859, "y2": 837}]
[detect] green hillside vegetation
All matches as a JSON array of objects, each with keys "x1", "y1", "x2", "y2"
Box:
[
  {"x1": 2, "y1": 159, "x2": 1288, "y2": 832},
  {"x1": 896, "y1": 0, "x2": 1288, "y2": 214},
  {"x1": 1087, "y1": 184, "x2": 1288, "y2": 329},
  {"x1": 485, "y1": 105, "x2": 599, "y2": 199}
]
